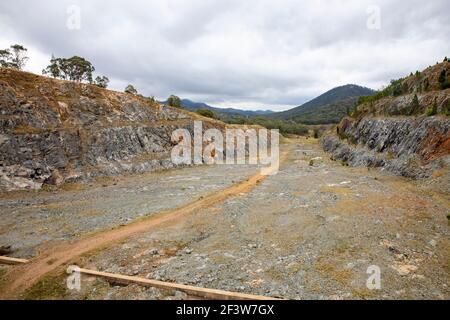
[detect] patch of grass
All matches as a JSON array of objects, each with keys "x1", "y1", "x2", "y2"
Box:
[
  {"x1": 40, "y1": 184, "x2": 57, "y2": 192},
  {"x1": 352, "y1": 287, "x2": 376, "y2": 299},
  {"x1": 79, "y1": 209, "x2": 103, "y2": 217},
  {"x1": 210, "y1": 255, "x2": 233, "y2": 265},
  {"x1": 443, "y1": 100, "x2": 450, "y2": 116},
  {"x1": 286, "y1": 262, "x2": 302, "y2": 274},
  {"x1": 320, "y1": 186, "x2": 354, "y2": 196},
  {"x1": 0, "y1": 267, "x2": 7, "y2": 280},
  {"x1": 32, "y1": 202, "x2": 65, "y2": 210},
  {"x1": 264, "y1": 266, "x2": 284, "y2": 281},
  {"x1": 23, "y1": 273, "x2": 68, "y2": 300},
  {"x1": 315, "y1": 261, "x2": 354, "y2": 286},
  {"x1": 13, "y1": 124, "x2": 46, "y2": 135},
  {"x1": 60, "y1": 183, "x2": 87, "y2": 191},
  {"x1": 426, "y1": 101, "x2": 438, "y2": 116},
  {"x1": 80, "y1": 279, "x2": 110, "y2": 300}
]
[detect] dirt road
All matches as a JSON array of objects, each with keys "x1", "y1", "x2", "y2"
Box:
[
  {"x1": 0, "y1": 137, "x2": 448, "y2": 300},
  {"x1": 0, "y1": 146, "x2": 289, "y2": 299}
]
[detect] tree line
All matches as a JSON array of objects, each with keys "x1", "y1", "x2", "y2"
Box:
[
  {"x1": 42, "y1": 55, "x2": 110, "y2": 88},
  {"x1": 1, "y1": 43, "x2": 185, "y2": 104},
  {"x1": 0, "y1": 43, "x2": 323, "y2": 136}
]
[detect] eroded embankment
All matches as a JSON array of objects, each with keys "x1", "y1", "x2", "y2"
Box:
[
  {"x1": 0, "y1": 68, "x2": 230, "y2": 191},
  {"x1": 322, "y1": 116, "x2": 450, "y2": 180}
]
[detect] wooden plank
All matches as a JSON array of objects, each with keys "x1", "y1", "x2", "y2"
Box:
[
  {"x1": 0, "y1": 256, "x2": 30, "y2": 265},
  {"x1": 78, "y1": 268, "x2": 281, "y2": 300}
]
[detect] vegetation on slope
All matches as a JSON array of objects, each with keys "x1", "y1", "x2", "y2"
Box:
[
  {"x1": 290, "y1": 97, "x2": 359, "y2": 125},
  {"x1": 351, "y1": 58, "x2": 450, "y2": 118},
  {"x1": 269, "y1": 84, "x2": 375, "y2": 122}
]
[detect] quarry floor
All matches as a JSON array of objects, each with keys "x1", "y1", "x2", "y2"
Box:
[{"x1": 0, "y1": 137, "x2": 449, "y2": 300}]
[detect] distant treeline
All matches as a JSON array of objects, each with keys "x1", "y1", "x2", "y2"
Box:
[{"x1": 193, "y1": 109, "x2": 311, "y2": 136}]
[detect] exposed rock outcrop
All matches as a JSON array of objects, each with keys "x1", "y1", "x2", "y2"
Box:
[
  {"x1": 322, "y1": 116, "x2": 450, "y2": 179},
  {"x1": 0, "y1": 68, "x2": 226, "y2": 191}
]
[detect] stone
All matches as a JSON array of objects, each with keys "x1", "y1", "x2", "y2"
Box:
[
  {"x1": 173, "y1": 290, "x2": 188, "y2": 299},
  {"x1": 44, "y1": 169, "x2": 64, "y2": 186},
  {"x1": 391, "y1": 263, "x2": 418, "y2": 276},
  {"x1": 428, "y1": 239, "x2": 437, "y2": 247},
  {"x1": 147, "y1": 248, "x2": 159, "y2": 256}
]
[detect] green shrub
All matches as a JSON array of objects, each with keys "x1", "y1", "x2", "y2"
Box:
[
  {"x1": 196, "y1": 109, "x2": 215, "y2": 119},
  {"x1": 438, "y1": 69, "x2": 450, "y2": 89},
  {"x1": 423, "y1": 78, "x2": 430, "y2": 91},
  {"x1": 426, "y1": 99, "x2": 438, "y2": 116},
  {"x1": 443, "y1": 101, "x2": 450, "y2": 116},
  {"x1": 408, "y1": 94, "x2": 420, "y2": 115},
  {"x1": 124, "y1": 84, "x2": 138, "y2": 95},
  {"x1": 313, "y1": 129, "x2": 320, "y2": 139},
  {"x1": 440, "y1": 81, "x2": 450, "y2": 90},
  {"x1": 426, "y1": 108, "x2": 437, "y2": 116},
  {"x1": 167, "y1": 95, "x2": 182, "y2": 108},
  {"x1": 94, "y1": 76, "x2": 109, "y2": 88}
]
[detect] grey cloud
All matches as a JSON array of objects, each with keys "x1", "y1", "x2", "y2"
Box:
[{"x1": 1, "y1": 0, "x2": 449, "y2": 110}]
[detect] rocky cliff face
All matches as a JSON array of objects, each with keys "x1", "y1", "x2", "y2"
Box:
[
  {"x1": 322, "y1": 61, "x2": 450, "y2": 179},
  {"x1": 322, "y1": 116, "x2": 449, "y2": 179},
  {"x1": 0, "y1": 68, "x2": 226, "y2": 191}
]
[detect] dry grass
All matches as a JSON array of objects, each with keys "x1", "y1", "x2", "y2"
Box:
[
  {"x1": 60, "y1": 183, "x2": 88, "y2": 191},
  {"x1": 264, "y1": 266, "x2": 285, "y2": 281},
  {"x1": 31, "y1": 202, "x2": 65, "y2": 210},
  {"x1": 351, "y1": 287, "x2": 376, "y2": 299},
  {"x1": 320, "y1": 186, "x2": 354, "y2": 196},
  {"x1": 325, "y1": 199, "x2": 364, "y2": 215},
  {"x1": 0, "y1": 267, "x2": 7, "y2": 280},
  {"x1": 13, "y1": 125, "x2": 46, "y2": 135},
  {"x1": 79, "y1": 209, "x2": 104, "y2": 218},
  {"x1": 432, "y1": 169, "x2": 447, "y2": 178},
  {"x1": 314, "y1": 261, "x2": 354, "y2": 286},
  {"x1": 23, "y1": 272, "x2": 68, "y2": 300}
]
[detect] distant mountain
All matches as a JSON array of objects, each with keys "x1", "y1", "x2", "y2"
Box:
[
  {"x1": 165, "y1": 99, "x2": 275, "y2": 117},
  {"x1": 270, "y1": 84, "x2": 375, "y2": 124}
]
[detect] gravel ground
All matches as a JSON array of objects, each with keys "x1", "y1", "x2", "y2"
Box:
[
  {"x1": 2, "y1": 138, "x2": 449, "y2": 300},
  {"x1": 62, "y1": 138, "x2": 449, "y2": 300},
  {"x1": 0, "y1": 163, "x2": 261, "y2": 258}
]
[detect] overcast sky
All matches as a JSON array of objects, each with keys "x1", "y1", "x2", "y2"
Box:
[{"x1": 1, "y1": 0, "x2": 449, "y2": 111}]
